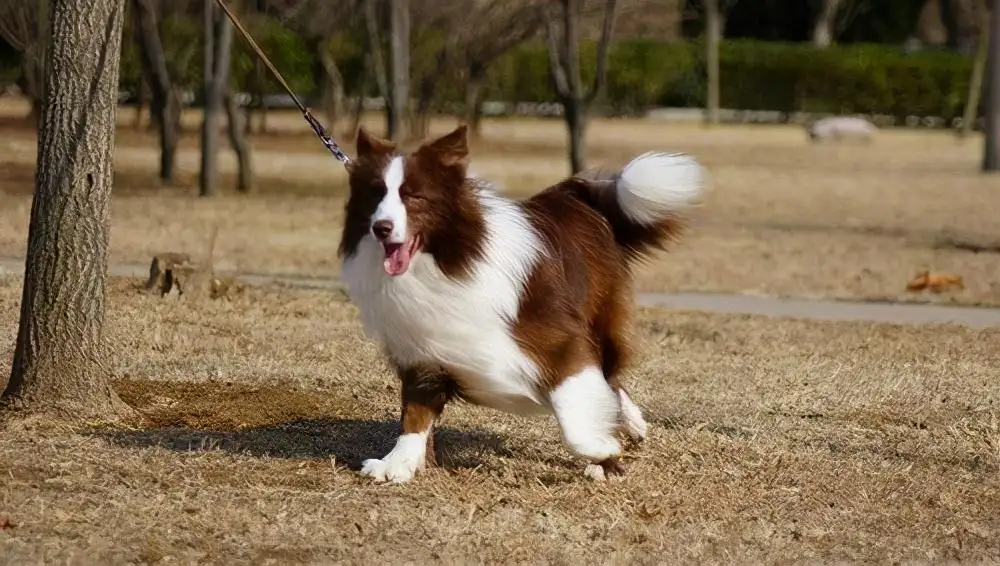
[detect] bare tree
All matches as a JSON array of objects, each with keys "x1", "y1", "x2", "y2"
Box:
[
  {"x1": 199, "y1": 0, "x2": 235, "y2": 197},
  {"x1": 961, "y1": 0, "x2": 990, "y2": 139},
  {"x1": 358, "y1": 0, "x2": 390, "y2": 132},
  {"x1": 0, "y1": 0, "x2": 49, "y2": 122},
  {"x1": 280, "y1": 0, "x2": 363, "y2": 134},
  {"x1": 545, "y1": 0, "x2": 619, "y2": 174},
  {"x1": 812, "y1": 0, "x2": 871, "y2": 48},
  {"x1": 132, "y1": 0, "x2": 181, "y2": 184},
  {"x1": 387, "y1": 0, "x2": 410, "y2": 141},
  {"x1": 405, "y1": 1, "x2": 541, "y2": 139},
  {"x1": 225, "y1": 91, "x2": 254, "y2": 192},
  {"x1": 462, "y1": 2, "x2": 542, "y2": 137},
  {"x1": 983, "y1": 0, "x2": 1000, "y2": 170},
  {"x1": 3, "y1": 0, "x2": 135, "y2": 421},
  {"x1": 812, "y1": 0, "x2": 844, "y2": 46}
]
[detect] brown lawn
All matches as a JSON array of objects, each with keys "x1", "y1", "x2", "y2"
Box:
[
  {"x1": 0, "y1": 97, "x2": 999, "y2": 305},
  {"x1": 1, "y1": 273, "x2": 998, "y2": 563}
]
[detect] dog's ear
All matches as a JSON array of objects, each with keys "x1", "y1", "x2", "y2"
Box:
[
  {"x1": 355, "y1": 127, "x2": 395, "y2": 158},
  {"x1": 420, "y1": 124, "x2": 469, "y2": 169}
]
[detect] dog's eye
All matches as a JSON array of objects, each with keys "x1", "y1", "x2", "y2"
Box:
[{"x1": 400, "y1": 186, "x2": 424, "y2": 201}]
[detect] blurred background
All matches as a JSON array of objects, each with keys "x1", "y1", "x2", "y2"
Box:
[{"x1": 0, "y1": 0, "x2": 997, "y2": 307}]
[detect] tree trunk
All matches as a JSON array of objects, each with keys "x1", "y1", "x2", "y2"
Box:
[
  {"x1": 133, "y1": 77, "x2": 147, "y2": 130},
  {"x1": 200, "y1": 2, "x2": 233, "y2": 197},
  {"x1": 320, "y1": 48, "x2": 345, "y2": 131},
  {"x1": 983, "y1": 0, "x2": 1000, "y2": 171},
  {"x1": 349, "y1": 59, "x2": 371, "y2": 137},
  {"x1": 412, "y1": 47, "x2": 448, "y2": 139},
  {"x1": 3, "y1": 0, "x2": 134, "y2": 421},
  {"x1": 565, "y1": 98, "x2": 587, "y2": 174},
  {"x1": 961, "y1": 2, "x2": 990, "y2": 139},
  {"x1": 132, "y1": 0, "x2": 179, "y2": 184},
  {"x1": 225, "y1": 91, "x2": 253, "y2": 193},
  {"x1": 387, "y1": 0, "x2": 410, "y2": 141},
  {"x1": 940, "y1": 0, "x2": 960, "y2": 50},
  {"x1": 704, "y1": 0, "x2": 721, "y2": 125},
  {"x1": 465, "y1": 61, "x2": 486, "y2": 139},
  {"x1": 362, "y1": 0, "x2": 389, "y2": 127},
  {"x1": 812, "y1": 0, "x2": 844, "y2": 47}
]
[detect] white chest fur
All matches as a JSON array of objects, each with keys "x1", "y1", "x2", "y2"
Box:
[{"x1": 341, "y1": 190, "x2": 550, "y2": 416}]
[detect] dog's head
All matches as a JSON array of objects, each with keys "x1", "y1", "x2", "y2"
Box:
[{"x1": 338, "y1": 125, "x2": 485, "y2": 278}]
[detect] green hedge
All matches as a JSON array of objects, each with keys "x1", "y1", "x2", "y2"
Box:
[
  {"x1": 473, "y1": 39, "x2": 972, "y2": 121},
  {"x1": 11, "y1": 19, "x2": 969, "y2": 122}
]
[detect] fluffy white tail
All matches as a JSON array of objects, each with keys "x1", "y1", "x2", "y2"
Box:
[{"x1": 615, "y1": 152, "x2": 705, "y2": 225}]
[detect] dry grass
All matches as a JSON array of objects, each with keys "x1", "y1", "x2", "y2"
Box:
[
  {"x1": 2, "y1": 96, "x2": 1000, "y2": 305},
  {"x1": 1, "y1": 272, "x2": 999, "y2": 563},
  {"x1": 3, "y1": 98, "x2": 1000, "y2": 306}
]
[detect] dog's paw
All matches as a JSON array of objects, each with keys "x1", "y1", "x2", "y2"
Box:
[
  {"x1": 584, "y1": 459, "x2": 627, "y2": 482},
  {"x1": 360, "y1": 455, "x2": 419, "y2": 484}
]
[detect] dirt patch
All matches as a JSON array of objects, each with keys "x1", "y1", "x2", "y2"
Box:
[{"x1": 105, "y1": 378, "x2": 508, "y2": 470}]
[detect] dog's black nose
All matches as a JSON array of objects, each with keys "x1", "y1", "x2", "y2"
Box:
[{"x1": 372, "y1": 219, "x2": 393, "y2": 241}]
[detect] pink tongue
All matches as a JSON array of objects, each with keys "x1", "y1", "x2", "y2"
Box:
[{"x1": 383, "y1": 244, "x2": 412, "y2": 276}]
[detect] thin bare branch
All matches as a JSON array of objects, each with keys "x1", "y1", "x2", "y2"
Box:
[
  {"x1": 585, "y1": 0, "x2": 619, "y2": 103},
  {"x1": 544, "y1": 4, "x2": 572, "y2": 99}
]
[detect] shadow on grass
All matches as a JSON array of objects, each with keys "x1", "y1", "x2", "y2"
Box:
[{"x1": 93, "y1": 379, "x2": 512, "y2": 471}]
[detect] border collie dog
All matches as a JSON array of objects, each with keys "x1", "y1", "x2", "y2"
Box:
[{"x1": 338, "y1": 125, "x2": 704, "y2": 483}]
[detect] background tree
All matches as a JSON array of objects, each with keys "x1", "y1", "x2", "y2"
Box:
[
  {"x1": 812, "y1": 0, "x2": 844, "y2": 46},
  {"x1": 961, "y1": 0, "x2": 989, "y2": 139},
  {"x1": 983, "y1": 0, "x2": 1000, "y2": 170},
  {"x1": 703, "y1": 0, "x2": 737, "y2": 125},
  {"x1": 0, "y1": 0, "x2": 48, "y2": 122},
  {"x1": 3, "y1": 0, "x2": 135, "y2": 421},
  {"x1": 200, "y1": 0, "x2": 248, "y2": 196},
  {"x1": 387, "y1": 0, "x2": 410, "y2": 141},
  {"x1": 455, "y1": 0, "x2": 543, "y2": 138},
  {"x1": 132, "y1": 0, "x2": 181, "y2": 184},
  {"x1": 545, "y1": 0, "x2": 619, "y2": 174}
]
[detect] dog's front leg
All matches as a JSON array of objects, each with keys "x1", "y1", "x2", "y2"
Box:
[{"x1": 360, "y1": 364, "x2": 455, "y2": 484}]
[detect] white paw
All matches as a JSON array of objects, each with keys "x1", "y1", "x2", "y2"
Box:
[
  {"x1": 358, "y1": 432, "x2": 428, "y2": 484},
  {"x1": 584, "y1": 464, "x2": 606, "y2": 481},
  {"x1": 360, "y1": 455, "x2": 418, "y2": 484},
  {"x1": 619, "y1": 390, "x2": 648, "y2": 441}
]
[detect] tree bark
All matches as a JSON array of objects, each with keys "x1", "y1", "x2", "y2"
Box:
[
  {"x1": 200, "y1": 2, "x2": 233, "y2": 197},
  {"x1": 465, "y1": 60, "x2": 486, "y2": 139},
  {"x1": 812, "y1": 0, "x2": 844, "y2": 47},
  {"x1": 225, "y1": 91, "x2": 253, "y2": 193},
  {"x1": 387, "y1": 0, "x2": 410, "y2": 141},
  {"x1": 704, "y1": 0, "x2": 721, "y2": 125},
  {"x1": 983, "y1": 0, "x2": 1000, "y2": 171},
  {"x1": 132, "y1": 0, "x2": 179, "y2": 184},
  {"x1": 349, "y1": 58, "x2": 371, "y2": 137},
  {"x1": 566, "y1": 98, "x2": 587, "y2": 174},
  {"x1": 363, "y1": 0, "x2": 389, "y2": 123},
  {"x1": 3, "y1": 0, "x2": 134, "y2": 421},
  {"x1": 961, "y1": 3, "x2": 990, "y2": 140},
  {"x1": 412, "y1": 47, "x2": 448, "y2": 139},
  {"x1": 320, "y1": 47, "x2": 345, "y2": 131}
]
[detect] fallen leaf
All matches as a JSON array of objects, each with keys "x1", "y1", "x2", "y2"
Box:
[{"x1": 906, "y1": 270, "x2": 964, "y2": 293}]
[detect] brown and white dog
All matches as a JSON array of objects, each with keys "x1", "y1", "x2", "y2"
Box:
[{"x1": 338, "y1": 125, "x2": 704, "y2": 483}]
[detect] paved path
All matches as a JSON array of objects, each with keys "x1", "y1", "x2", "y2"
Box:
[{"x1": 3, "y1": 257, "x2": 1000, "y2": 329}]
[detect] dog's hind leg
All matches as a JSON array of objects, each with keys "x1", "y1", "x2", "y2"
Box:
[
  {"x1": 595, "y1": 291, "x2": 648, "y2": 442},
  {"x1": 549, "y1": 363, "x2": 624, "y2": 480}
]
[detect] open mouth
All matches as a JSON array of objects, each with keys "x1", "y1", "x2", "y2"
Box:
[{"x1": 381, "y1": 235, "x2": 421, "y2": 277}]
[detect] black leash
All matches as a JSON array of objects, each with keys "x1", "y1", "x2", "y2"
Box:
[{"x1": 214, "y1": 0, "x2": 353, "y2": 167}]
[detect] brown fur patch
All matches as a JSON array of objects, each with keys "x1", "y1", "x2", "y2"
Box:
[{"x1": 513, "y1": 174, "x2": 689, "y2": 391}]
